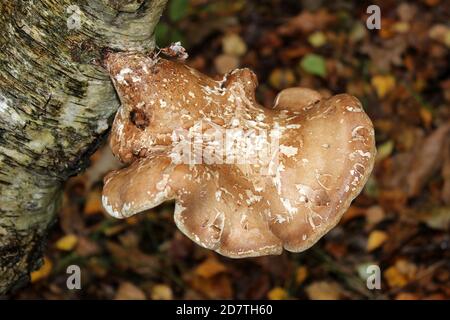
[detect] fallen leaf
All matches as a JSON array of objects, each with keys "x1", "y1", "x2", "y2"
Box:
[
  {"x1": 371, "y1": 75, "x2": 396, "y2": 98},
  {"x1": 429, "y1": 24, "x2": 450, "y2": 48},
  {"x1": 269, "y1": 68, "x2": 296, "y2": 89},
  {"x1": 55, "y1": 234, "x2": 78, "y2": 251},
  {"x1": 305, "y1": 281, "x2": 342, "y2": 300},
  {"x1": 186, "y1": 273, "x2": 233, "y2": 299},
  {"x1": 195, "y1": 257, "x2": 227, "y2": 279},
  {"x1": 367, "y1": 230, "x2": 388, "y2": 251},
  {"x1": 214, "y1": 54, "x2": 239, "y2": 74},
  {"x1": 151, "y1": 284, "x2": 173, "y2": 300},
  {"x1": 106, "y1": 241, "x2": 160, "y2": 277},
  {"x1": 267, "y1": 287, "x2": 288, "y2": 300},
  {"x1": 84, "y1": 190, "x2": 103, "y2": 216},
  {"x1": 75, "y1": 236, "x2": 100, "y2": 257},
  {"x1": 277, "y1": 9, "x2": 336, "y2": 35},
  {"x1": 114, "y1": 282, "x2": 146, "y2": 300},
  {"x1": 384, "y1": 266, "x2": 408, "y2": 288},
  {"x1": 406, "y1": 124, "x2": 450, "y2": 197},
  {"x1": 365, "y1": 205, "x2": 385, "y2": 226},
  {"x1": 295, "y1": 266, "x2": 308, "y2": 285},
  {"x1": 308, "y1": 31, "x2": 327, "y2": 47},
  {"x1": 300, "y1": 54, "x2": 327, "y2": 77},
  {"x1": 30, "y1": 256, "x2": 52, "y2": 283},
  {"x1": 417, "y1": 206, "x2": 450, "y2": 231},
  {"x1": 222, "y1": 33, "x2": 247, "y2": 56}
]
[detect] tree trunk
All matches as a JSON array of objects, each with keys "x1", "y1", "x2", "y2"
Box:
[{"x1": 0, "y1": 0, "x2": 167, "y2": 294}]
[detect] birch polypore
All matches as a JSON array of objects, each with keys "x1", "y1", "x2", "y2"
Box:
[{"x1": 102, "y1": 52, "x2": 376, "y2": 258}]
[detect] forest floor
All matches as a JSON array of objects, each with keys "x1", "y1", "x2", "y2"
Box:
[{"x1": 15, "y1": 0, "x2": 449, "y2": 300}]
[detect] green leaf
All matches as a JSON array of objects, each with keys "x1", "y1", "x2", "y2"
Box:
[
  {"x1": 300, "y1": 54, "x2": 327, "y2": 77},
  {"x1": 169, "y1": 0, "x2": 188, "y2": 22}
]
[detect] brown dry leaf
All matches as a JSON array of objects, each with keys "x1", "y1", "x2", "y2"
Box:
[
  {"x1": 106, "y1": 241, "x2": 160, "y2": 277},
  {"x1": 114, "y1": 282, "x2": 146, "y2": 300},
  {"x1": 366, "y1": 205, "x2": 385, "y2": 226},
  {"x1": 151, "y1": 284, "x2": 173, "y2": 300},
  {"x1": 305, "y1": 281, "x2": 342, "y2": 300},
  {"x1": 187, "y1": 273, "x2": 233, "y2": 299},
  {"x1": 75, "y1": 236, "x2": 101, "y2": 256},
  {"x1": 30, "y1": 256, "x2": 52, "y2": 283},
  {"x1": 361, "y1": 38, "x2": 407, "y2": 72},
  {"x1": 341, "y1": 205, "x2": 366, "y2": 223},
  {"x1": 214, "y1": 54, "x2": 239, "y2": 74},
  {"x1": 267, "y1": 287, "x2": 288, "y2": 300},
  {"x1": 367, "y1": 230, "x2": 388, "y2": 252},
  {"x1": 84, "y1": 189, "x2": 104, "y2": 216},
  {"x1": 277, "y1": 9, "x2": 336, "y2": 35},
  {"x1": 55, "y1": 234, "x2": 78, "y2": 251},
  {"x1": 195, "y1": 256, "x2": 227, "y2": 279},
  {"x1": 406, "y1": 123, "x2": 450, "y2": 197}
]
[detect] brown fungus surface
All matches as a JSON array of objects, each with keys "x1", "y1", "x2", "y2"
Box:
[{"x1": 102, "y1": 52, "x2": 376, "y2": 258}]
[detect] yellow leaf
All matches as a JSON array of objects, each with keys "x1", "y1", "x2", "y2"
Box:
[
  {"x1": 151, "y1": 284, "x2": 173, "y2": 300},
  {"x1": 371, "y1": 75, "x2": 396, "y2": 98},
  {"x1": 195, "y1": 257, "x2": 227, "y2": 279},
  {"x1": 30, "y1": 256, "x2": 52, "y2": 283},
  {"x1": 367, "y1": 230, "x2": 388, "y2": 251},
  {"x1": 56, "y1": 234, "x2": 78, "y2": 251},
  {"x1": 384, "y1": 266, "x2": 408, "y2": 288},
  {"x1": 306, "y1": 281, "x2": 342, "y2": 300},
  {"x1": 267, "y1": 287, "x2": 288, "y2": 300},
  {"x1": 295, "y1": 266, "x2": 308, "y2": 285}
]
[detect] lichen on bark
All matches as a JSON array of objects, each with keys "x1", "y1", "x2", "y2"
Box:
[{"x1": 0, "y1": 0, "x2": 168, "y2": 294}]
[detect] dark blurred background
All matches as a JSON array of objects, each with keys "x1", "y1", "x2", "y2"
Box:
[{"x1": 15, "y1": 0, "x2": 450, "y2": 299}]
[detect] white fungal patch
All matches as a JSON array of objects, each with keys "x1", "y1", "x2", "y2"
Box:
[
  {"x1": 245, "y1": 189, "x2": 262, "y2": 205},
  {"x1": 156, "y1": 174, "x2": 170, "y2": 191},
  {"x1": 102, "y1": 195, "x2": 122, "y2": 219},
  {"x1": 349, "y1": 149, "x2": 371, "y2": 160},
  {"x1": 159, "y1": 99, "x2": 167, "y2": 108},
  {"x1": 275, "y1": 214, "x2": 287, "y2": 223},
  {"x1": 215, "y1": 190, "x2": 222, "y2": 201},
  {"x1": 279, "y1": 145, "x2": 298, "y2": 157},
  {"x1": 351, "y1": 126, "x2": 367, "y2": 141},
  {"x1": 346, "y1": 105, "x2": 362, "y2": 112},
  {"x1": 115, "y1": 67, "x2": 133, "y2": 84},
  {"x1": 280, "y1": 198, "x2": 298, "y2": 215}
]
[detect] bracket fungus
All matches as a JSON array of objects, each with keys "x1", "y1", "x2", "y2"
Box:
[{"x1": 102, "y1": 51, "x2": 376, "y2": 258}]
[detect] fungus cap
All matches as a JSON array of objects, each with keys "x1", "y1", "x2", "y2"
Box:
[{"x1": 102, "y1": 52, "x2": 376, "y2": 258}]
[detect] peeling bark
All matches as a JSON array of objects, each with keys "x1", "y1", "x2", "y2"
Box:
[{"x1": 0, "y1": 0, "x2": 168, "y2": 294}]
